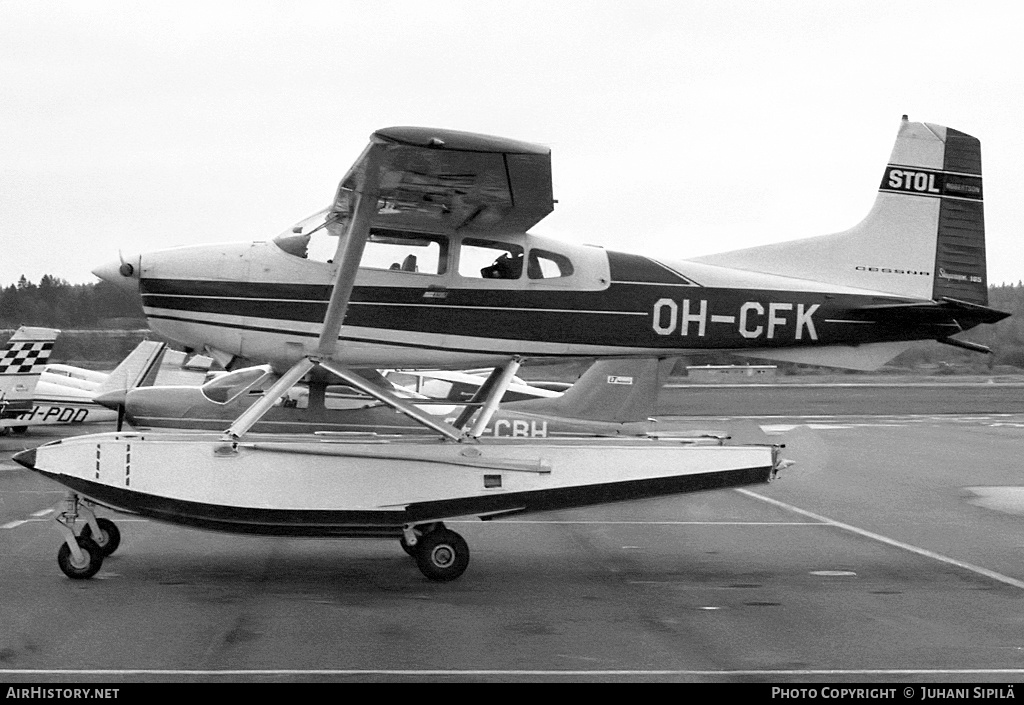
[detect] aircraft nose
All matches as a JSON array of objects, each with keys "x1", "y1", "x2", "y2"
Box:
[
  {"x1": 93, "y1": 389, "x2": 127, "y2": 411},
  {"x1": 92, "y1": 253, "x2": 141, "y2": 296}
]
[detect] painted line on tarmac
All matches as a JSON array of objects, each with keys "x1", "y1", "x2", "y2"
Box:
[
  {"x1": 449, "y1": 519, "x2": 821, "y2": 526},
  {"x1": 4, "y1": 667, "x2": 1024, "y2": 678},
  {"x1": 737, "y1": 488, "x2": 1024, "y2": 590},
  {"x1": 1, "y1": 509, "x2": 52, "y2": 529}
]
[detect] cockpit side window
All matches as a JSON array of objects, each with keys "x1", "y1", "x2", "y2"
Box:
[
  {"x1": 459, "y1": 238, "x2": 525, "y2": 279},
  {"x1": 359, "y1": 229, "x2": 448, "y2": 275},
  {"x1": 273, "y1": 212, "x2": 451, "y2": 271},
  {"x1": 527, "y1": 249, "x2": 575, "y2": 279}
]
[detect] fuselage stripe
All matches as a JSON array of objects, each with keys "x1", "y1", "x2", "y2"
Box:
[{"x1": 142, "y1": 294, "x2": 649, "y2": 318}]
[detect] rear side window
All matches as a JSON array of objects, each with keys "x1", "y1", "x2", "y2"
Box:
[{"x1": 528, "y1": 249, "x2": 574, "y2": 279}]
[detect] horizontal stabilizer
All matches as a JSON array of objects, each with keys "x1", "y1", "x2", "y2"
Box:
[{"x1": 850, "y1": 297, "x2": 1009, "y2": 326}]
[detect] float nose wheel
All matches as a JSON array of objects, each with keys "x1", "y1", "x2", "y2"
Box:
[
  {"x1": 50, "y1": 493, "x2": 122, "y2": 579},
  {"x1": 57, "y1": 537, "x2": 104, "y2": 580},
  {"x1": 414, "y1": 527, "x2": 470, "y2": 582}
]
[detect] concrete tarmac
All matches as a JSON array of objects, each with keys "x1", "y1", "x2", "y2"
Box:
[{"x1": 2, "y1": 384, "x2": 1024, "y2": 683}]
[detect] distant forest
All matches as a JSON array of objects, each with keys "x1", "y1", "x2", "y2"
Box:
[
  {"x1": 2, "y1": 275, "x2": 1024, "y2": 373},
  {"x1": 1, "y1": 275, "x2": 146, "y2": 329}
]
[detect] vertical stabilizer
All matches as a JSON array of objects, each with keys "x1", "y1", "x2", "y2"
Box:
[
  {"x1": 692, "y1": 117, "x2": 988, "y2": 304},
  {"x1": 504, "y1": 358, "x2": 674, "y2": 423},
  {"x1": 94, "y1": 341, "x2": 168, "y2": 397},
  {"x1": 0, "y1": 327, "x2": 60, "y2": 401}
]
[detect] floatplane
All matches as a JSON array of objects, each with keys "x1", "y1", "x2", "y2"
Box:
[{"x1": 15, "y1": 116, "x2": 1007, "y2": 582}]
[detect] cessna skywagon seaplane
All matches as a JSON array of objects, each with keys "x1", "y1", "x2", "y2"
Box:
[
  {"x1": 94, "y1": 116, "x2": 1007, "y2": 373},
  {"x1": 15, "y1": 116, "x2": 1006, "y2": 582}
]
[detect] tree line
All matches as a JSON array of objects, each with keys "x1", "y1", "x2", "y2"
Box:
[
  {"x1": 0, "y1": 275, "x2": 146, "y2": 329},
  {"x1": 2, "y1": 275, "x2": 1024, "y2": 373}
]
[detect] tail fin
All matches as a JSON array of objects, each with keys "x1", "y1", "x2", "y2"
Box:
[
  {"x1": 503, "y1": 358, "x2": 674, "y2": 423},
  {"x1": 93, "y1": 341, "x2": 167, "y2": 398},
  {"x1": 693, "y1": 116, "x2": 988, "y2": 304},
  {"x1": 0, "y1": 327, "x2": 60, "y2": 401}
]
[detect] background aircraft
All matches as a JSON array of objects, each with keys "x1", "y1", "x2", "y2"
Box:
[
  {"x1": 95, "y1": 117, "x2": 1008, "y2": 377},
  {"x1": 97, "y1": 357, "x2": 721, "y2": 440},
  {"x1": 0, "y1": 326, "x2": 59, "y2": 431},
  {"x1": 1, "y1": 330, "x2": 212, "y2": 434}
]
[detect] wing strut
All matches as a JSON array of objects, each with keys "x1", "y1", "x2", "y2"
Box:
[
  {"x1": 318, "y1": 359, "x2": 464, "y2": 441},
  {"x1": 318, "y1": 143, "x2": 383, "y2": 360},
  {"x1": 451, "y1": 365, "x2": 509, "y2": 430},
  {"x1": 467, "y1": 358, "x2": 522, "y2": 437},
  {"x1": 224, "y1": 358, "x2": 316, "y2": 440}
]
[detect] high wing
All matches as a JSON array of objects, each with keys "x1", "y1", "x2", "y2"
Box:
[{"x1": 330, "y1": 127, "x2": 553, "y2": 237}]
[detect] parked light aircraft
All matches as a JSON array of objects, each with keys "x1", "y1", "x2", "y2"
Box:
[
  {"x1": 16, "y1": 117, "x2": 1006, "y2": 582},
  {"x1": 97, "y1": 357, "x2": 704, "y2": 438},
  {"x1": 1, "y1": 328, "x2": 211, "y2": 434}
]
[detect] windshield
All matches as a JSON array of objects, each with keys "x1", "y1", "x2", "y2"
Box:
[
  {"x1": 274, "y1": 210, "x2": 448, "y2": 273},
  {"x1": 272, "y1": 208, "x2": 340, "y2": 261}
]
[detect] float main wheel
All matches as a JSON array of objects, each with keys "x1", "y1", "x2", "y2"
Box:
[
  {"x1": 57, "y1": 537, "x2": 104, "y2": 580},
  {"x1": 81, "y1": 518, "x2": 121, "y2": 557},
  {"x1": 415, "y1": 528, "x2": 470, "y2": 582}
]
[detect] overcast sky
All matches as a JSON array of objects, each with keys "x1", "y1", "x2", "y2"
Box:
[{"x1": 2, "y1": 0, "x2": 1022, "y2": 289}]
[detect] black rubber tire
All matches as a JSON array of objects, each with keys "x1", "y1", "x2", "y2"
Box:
[
  {"x1": 57, "y1": 537, "x2": 104, "y2": 580},
  {"x1": 415, "y1": 528, "x2": 470, "y2": 582},
  {"x1": 81, "y1": 518, "x2": 121, "y2": 557},
  {"x1": 11, "y1": 426, "x2": 28, "y2": 435}
]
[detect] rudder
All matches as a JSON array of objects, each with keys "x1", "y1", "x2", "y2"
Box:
[{"x1": 928, "y1": 127, "x2": 987, "y2": 305}]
